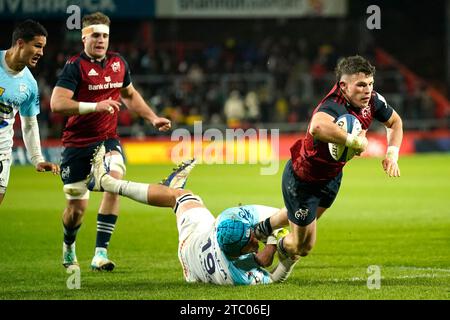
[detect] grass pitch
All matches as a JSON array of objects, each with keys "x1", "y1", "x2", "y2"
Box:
[{"x1": 0, "y1": 154, "x2": 449, "y2": 300}]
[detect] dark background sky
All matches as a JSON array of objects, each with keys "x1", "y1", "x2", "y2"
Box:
[
  {"x1": 348, "y1": 0, "x2": 445, "y2": 89},
  {"x1": 0, "y1": 0, "x2": 446, "y2": 91}
]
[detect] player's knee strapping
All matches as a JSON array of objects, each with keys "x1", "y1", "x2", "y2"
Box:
[
  {"x1": 105, "y1": 154, "x2": 126, "y2": 176},
  {"x1": 63, "y1": 181, "x2": 89, "y2": 200},
  {"x1": 174, "y1": 193, "x2": 203, "y2": 214},
  {"x1": 0, "y1": 155, "x2": 11, "y2": 194}
]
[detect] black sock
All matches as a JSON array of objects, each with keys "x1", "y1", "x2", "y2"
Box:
[
  {"x1": 63, "y1": 223, "x2": 81, "y2": 246},
  {"x1": 263, "y1": 217, "x2": 273, "y2": 235},
  {"x1": 95, "y1": 214, "x2": 118, "y2": 249},
  {"x1": 277, "y1": 237, "x2": 289, "y2": 257}
]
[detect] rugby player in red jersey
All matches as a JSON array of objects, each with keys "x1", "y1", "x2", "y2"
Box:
[
  {"x1": 50, "y1": 12, "x2": 171, "y2": 271},
  {"x1": 255, "y1": 56, "x2": 403, "y2": 267}
]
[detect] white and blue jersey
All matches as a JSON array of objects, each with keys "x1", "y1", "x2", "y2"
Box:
[
  {"x1": 177, "y1": 205, "x2": 279, "y2": 285},
  {"x1": 0, "y1": 50, "x2": 40, "y2": 154}
]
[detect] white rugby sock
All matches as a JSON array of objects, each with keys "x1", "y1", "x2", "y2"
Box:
[{"x1": 102, "y1": 175, "x2": 149, "y2": 204}]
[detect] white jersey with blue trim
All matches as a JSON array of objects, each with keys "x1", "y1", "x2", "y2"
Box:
[
  {"x1": 186, "y1": 205, "x2": 278, "y2": 285},
  {"x1": 0, "y1": 50, "x2": 40, "y2": 154}
]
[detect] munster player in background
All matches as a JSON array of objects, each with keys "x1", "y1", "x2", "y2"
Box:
[{"x1": 50, "y1": 12, "x2": 171, "y2": 271}]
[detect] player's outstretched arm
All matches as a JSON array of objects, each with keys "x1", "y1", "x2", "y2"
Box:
[
  {"x1": 120, "y1": 84, "x2": 171, "y2": 132},
  {"x1": 20, "y1": 116, "x2": 60, "y2": 175},
  {"x1": 254, "y1": 228, "x2": 290, "y2": 268},
  {"x1": 254, "y1": 243, "x2": 277, "y2": 268},
  {"x1": 310, "y1": 112, "x2": 368, "y2": 153},
  {"x1": 382, "y1": 110, "x2": 403, "y2": 177},
  {"x1": 35, "y1": 162, "x2": 60, "y2": 174},
  {"x1": 50, "y1": 86, "x2": 121, "y2": 116}
]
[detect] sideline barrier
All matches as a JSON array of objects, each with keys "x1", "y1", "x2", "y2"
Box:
[{"x1": 11, "y1": 131, "x2": 450, "y2": 165}]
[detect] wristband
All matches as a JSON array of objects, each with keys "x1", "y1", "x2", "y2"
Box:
[
  {"x1": 31, "y1": 155, "x2": 45, "y2": 167},
  {"x1": 345, "y1": 133, "x2": 367, "y2": 149},
  {"x1": 345, "y1": 133, "x2": 357, "y2": 147},
  {"x1": 386, "y1": 146, "x2": 399, "y2": 162},
  {"x1": 79, "y1": 102, "x2": 97, "y2": 115}
]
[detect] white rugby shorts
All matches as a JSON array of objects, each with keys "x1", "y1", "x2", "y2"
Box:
[
  {"x1": 176, "y1": 207, "x2": 215, "y2": 282},
  {"x1": 0, "y1": 154, "x2": 11, "y2": 193}
]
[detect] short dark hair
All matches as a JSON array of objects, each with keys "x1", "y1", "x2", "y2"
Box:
[
  {"x1": 335, "y1": 55, "x2": 376, "y2": 82},
  {"x1": 82, "y1": 12, "x2": 111, "y2": 28},
  {"x1": 12, "y1": 20, "x2": 48, "y2": 46}
]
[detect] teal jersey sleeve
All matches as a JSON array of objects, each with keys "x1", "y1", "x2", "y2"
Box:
[
  {"x1": 19, "y1": 74, "x2": 40, "y2": 117},
  {"x1": 228, "y1": 254, "x2": 272, "y2": 285}
]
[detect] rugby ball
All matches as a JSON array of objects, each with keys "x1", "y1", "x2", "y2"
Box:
[{"x1": 328, "y1": 114, "x2": 362, "y2": 162}]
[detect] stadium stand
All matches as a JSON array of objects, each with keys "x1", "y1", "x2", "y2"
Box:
[{"x1": 0, "y1": 0, "x2": 448, "y2": 164}]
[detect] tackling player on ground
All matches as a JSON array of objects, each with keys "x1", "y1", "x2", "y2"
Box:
[
  {"x1": 86, "y1": 145, "x2": 298, "y2": 285},
  {"x1": 0, "y1": 20, "x2": 59, "y2": 206},
  {"x1": 50, "y1": 12, "x2": 171, "y2": 271}
]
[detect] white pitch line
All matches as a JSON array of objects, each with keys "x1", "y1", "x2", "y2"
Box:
[
  {"x1": 332, "y1": 271, "x2": 450, "y2": 283},
  {"x1": 396, "y1": 266, "x2": 450, "y2": 273},
  {"x1": 321, "y1": 266, "x2": 450, "y2": 283}
]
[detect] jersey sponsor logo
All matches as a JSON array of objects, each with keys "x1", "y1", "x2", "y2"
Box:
[
  {"x1": 237, "y1": 207, "x2": 251, "y2": 220},
  {"x1": 105, "y1": 76, "x2": 111, "y2": 82},
  {"x1": 0, "y1": 102, "x2": 13, "y2": 114},
  {"x1": 0, "y1": 87, "x2": 4, "y2": 96},
  {"x1": 294, "y1": 208, "x2": 309, "y2": 221},
  {"x1": 361, "y1": 105, "x2": 371, "y2": 118},
  {"x1": 88, "y1": 68, "x2": 99, "y2": 76},
  {"x1": 111, "y1": 62, "x2": 120, "y2": 73},
  {"x1": 88, "y1": 82, "x2": 123, "y2": 90},
  {"x1": 19, "y1": 84, "x2": 27, "y2": 93}
]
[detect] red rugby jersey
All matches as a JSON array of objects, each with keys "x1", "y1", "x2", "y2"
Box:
[
  {"x1": 55, "y1": 51, "x2": 131, "y2": 147},
  {"x1": 290, "y1": 84, "x2": 394, "y2": 182}
]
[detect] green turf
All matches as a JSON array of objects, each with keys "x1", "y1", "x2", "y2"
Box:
[{"x1": 0, "y1": 154, "x2": 449, "y2": 300}]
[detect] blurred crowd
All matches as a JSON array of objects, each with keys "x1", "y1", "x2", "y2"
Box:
[{"x1": 24, "y1": 19, "x2": 441, "y2": 139}]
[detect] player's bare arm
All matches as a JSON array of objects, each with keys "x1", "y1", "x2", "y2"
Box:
[
  {"x1": 120, "y1": 84, "x2": 171, "y2": 132},
  {"x1": 254, "y1": 244, "x2": 277, "y2": 267},
  {"x1": 50, "y1": 86, "x2": 121, "y2": 115},
  {"x1": 382, "y1": 110, "x2": 403, "y2": 177},
  {"x1": 20, "y1": 116, "x2": 60, "y2": 175},
  {"x1": 254, "y1": 226, "x2": 291, "y2": 267},
  {"x1": 36, "y1": 162, "x2": 60, "y2": 175},
  {"x1": 309, "y1": 111, "x2": 368, "y2": 153}
]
